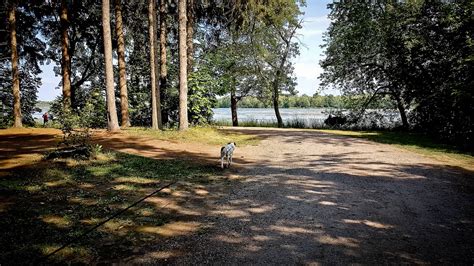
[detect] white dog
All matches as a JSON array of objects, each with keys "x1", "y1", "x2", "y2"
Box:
[{"x1": 220, "y1": 142, "x2": 236, "y2": 169}]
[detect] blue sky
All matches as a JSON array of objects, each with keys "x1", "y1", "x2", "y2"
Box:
[
  {"x1": 295, "y1": 0, "x2": 332, "y2": 96},
  {"x1": 37, "y1": 1, "x2": 333, "y2": 101}
]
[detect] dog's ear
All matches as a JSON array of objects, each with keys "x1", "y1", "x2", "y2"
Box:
[{"x1": 234, "y1": 142, "x2": 237, "y2": 146}]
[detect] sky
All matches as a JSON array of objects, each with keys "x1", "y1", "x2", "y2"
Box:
[
  {"x1": 37, "y1": 1, "x2": 333, "y2": 101},
  {"x1": 294, "y1": 0, "x2": 333, "y2": 96}
]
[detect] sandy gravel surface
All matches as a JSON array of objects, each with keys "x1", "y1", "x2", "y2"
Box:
[
  {"x1": 125, "y1": 127, "x2": 473, "y2": 265},
  {"x1": 2, "y1": 127, "x2": 472, "y2": 264}
]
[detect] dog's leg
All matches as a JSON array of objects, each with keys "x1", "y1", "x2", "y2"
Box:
[{"x1": 221, "y1": 155, "x2": 224, "y2": 169}]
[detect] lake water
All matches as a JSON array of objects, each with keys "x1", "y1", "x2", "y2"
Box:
[
  {"x1": 31, "y1": 106, "x2": 399, "y2": 127},
  {"x1": 33, "y1": 106, "x2": 50, "y2": 121},
  {"x1": 212, "y1": 108, "x2": 401, "y2": 128},
  {"x1": 212, "y1": 108, "x2": 331, "y2": 123}
]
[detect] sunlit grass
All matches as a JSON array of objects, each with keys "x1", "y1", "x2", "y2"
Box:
[
  {"x1": 319, "y1": 129, "x2": 474, "y2": 171},
  {"x1": 123, "y1": 126, "x2": 260, "y2": 146},
  {"x1": 213, "y1": 119, "x2": 279, "y2": 128}
]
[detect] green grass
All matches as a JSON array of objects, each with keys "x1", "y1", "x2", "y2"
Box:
[
  {"x1": 0, "y1": 151, "x2": 221, "y2": 264},
  {"x1": 212, "y1": 119, "x2": 278, "y2": 128},
  {"x1": 319, "y1": 129, "x2": 474, "y2": 171},
  {"x1": 123, "y1": 126, "x2": 260, "y2": 146},
  {"x1": 213, "y1": 118, "x2": 327, "y2": 129}
]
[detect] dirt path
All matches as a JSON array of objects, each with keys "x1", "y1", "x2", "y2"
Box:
[
  {"x1": 123, "y1": 127, "x2": 473, "y2": 264},
  {"x1": 1, "y1": 128, "x2": 473, "y2": 264}
]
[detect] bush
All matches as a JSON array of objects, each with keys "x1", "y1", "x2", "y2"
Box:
[{"x1": 188, "y1": 71, "x2": 217, "y2": 125}]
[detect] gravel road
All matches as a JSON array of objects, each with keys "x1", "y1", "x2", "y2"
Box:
[{"x1": 125, "y1": 128, "x2": 473, "y2": 265}]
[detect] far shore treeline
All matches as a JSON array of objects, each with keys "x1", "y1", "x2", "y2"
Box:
[{"x1": 215, "y1": 94, "x2": 394, "y2": 109}]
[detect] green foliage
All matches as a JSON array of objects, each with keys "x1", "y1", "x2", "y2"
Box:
[
  {"x1": 0, "y1": 2, "x2": 45, "y2": 127},
  {"x1": 187, "y1": 71, "x2": 217, "y2": 125},
  {"x1": 0, "y1": 62, "x2": 41, "y2": 127},
  {"x1": 50, "y1": 87, "x2": 106, "y2": 129},
  {"x1": 56, "y1": 110, "x2": 91, "y2": 148},
  {"x1": 49, "y1": 89, "x2": 106, "y2": 157},
  {"x1": 321, "y1": 0, "x2": 474, "y2": 150}
]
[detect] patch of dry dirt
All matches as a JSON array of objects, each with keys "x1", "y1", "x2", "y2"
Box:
[{"x1": 124, "y1": 127, "x2": 474, "y2": 265}]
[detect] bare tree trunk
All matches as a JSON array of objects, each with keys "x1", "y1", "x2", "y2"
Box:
[
  {"x1": 153, "y1": 0, "x2": 162, "y2": 129},
  {"x1": 186, "y1": 0, "x2": 194, "y2": 73},
  {"x1": 272, "y1": 73, "x2": 283, "y2": 128},
  {"x1": 178, "y1": 0, "x2": 188, "y2": 130},
  {"x1": 114, "y1": 0, "x2": 130, "y2": 127},
  {"x1": 269, "y1": 23, "x2": 300, "y2": 129},
  {"x1": 148, "y1": 0, "x2": 158, "y2": 130},
  {"x1": 102, "y1": 0, "x2": 120, "y2": 132},
  {"x1": 8, "y1": 1, "x2": 22, "y2": 128},
  {"x1": 159, "y1": 0, "x2": 168, "y2": 125},
  {"x1": 60, "y1": 0, "x2": 72, "y2": 112},
  {"x1": 230, "y1": 90, "x2": 239, "y2": 127},
  {"x1": 394, "y1": 93, "x2": 409, "y2": 129}
]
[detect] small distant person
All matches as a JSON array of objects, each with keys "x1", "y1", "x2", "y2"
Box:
[{"x1": 42, "y1": 112, "x2": 49, "y2": 125}]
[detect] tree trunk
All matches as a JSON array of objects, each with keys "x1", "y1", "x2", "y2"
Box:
[
  {"x1": 178, "y1": 0, "x2": 188, "y2": 130},
  {"x1": 114, "y1": 0, "x2": 130, "y2": 127},
  {"x1": 186, "y1": 0, "x2": 194, "y2": 73},
  {"x1": 394, "y1": 93, "x2": 409, "y2": 129},
  {"x1": 8, "y1": 2, "x2": 22, "y2": 128},
  {"x1": 102, "y1": 0, "x2": 120, "y2": 132},
  {"x1": 60, "y1": 0, "x2": 72, "y2": 112},
  {"x1": 272, "y1": 86, "x2": 283, "y2": 128},
  {"x1": 268, "y1": 24, "x2": 299, "y2": 129},
  {"x1": 159, "y1": 0, "x2": 168, "y2": 125},
  {"x1": 230, "y1": 90, "x2": 239, "y2": 127},
  {"x1": 148, "y1": 0, "x2": 158, "y2": 130},
  {"x1": 272, "y1": 68, "x2": 283, "y2": 128},
  {"x1": 153, "y1": 0, "x2": 162, "y2": 129}
]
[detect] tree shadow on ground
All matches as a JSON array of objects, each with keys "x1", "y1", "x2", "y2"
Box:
[
  {"x1": 123, "y1": 128, "x2": 474, "y2": 264},
  {"x1": 1, "y1": 128, "x2": 473, "y2": 264},
  {"x1": 140, "y1": 158, "x2": 473, "y2": 264},
  {"x1": 0, "y1": 153, "x2": 235, "y2": 264},
  {"x1": 0, "y1": 130, "x2": 245, "y2": 264}
]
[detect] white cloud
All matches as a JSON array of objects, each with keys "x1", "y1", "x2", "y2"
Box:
[{"x1": 294, "y1": 63, "x2": 322, "y2": 80}]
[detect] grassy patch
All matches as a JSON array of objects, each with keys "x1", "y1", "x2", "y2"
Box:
[
  {"x1": 319, "y1": 129, "x2": 474, "y2": 171},
  {"x1": 213, "y1": 118, "x2": 329, "y2": 129},
  {"x1": 0, "y1": 151, "x2": 220, "y2": 264},
  {"x1": 123, "y1": 126, "x2": 260, "y2": 146},
  {"x1": 213, "y1": 119, "x2": 279, "y2": 128}
]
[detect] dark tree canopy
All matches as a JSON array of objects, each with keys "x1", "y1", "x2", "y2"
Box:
[{"x1": 320, "y1": 0, "x2": 473, "y2": 150}]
